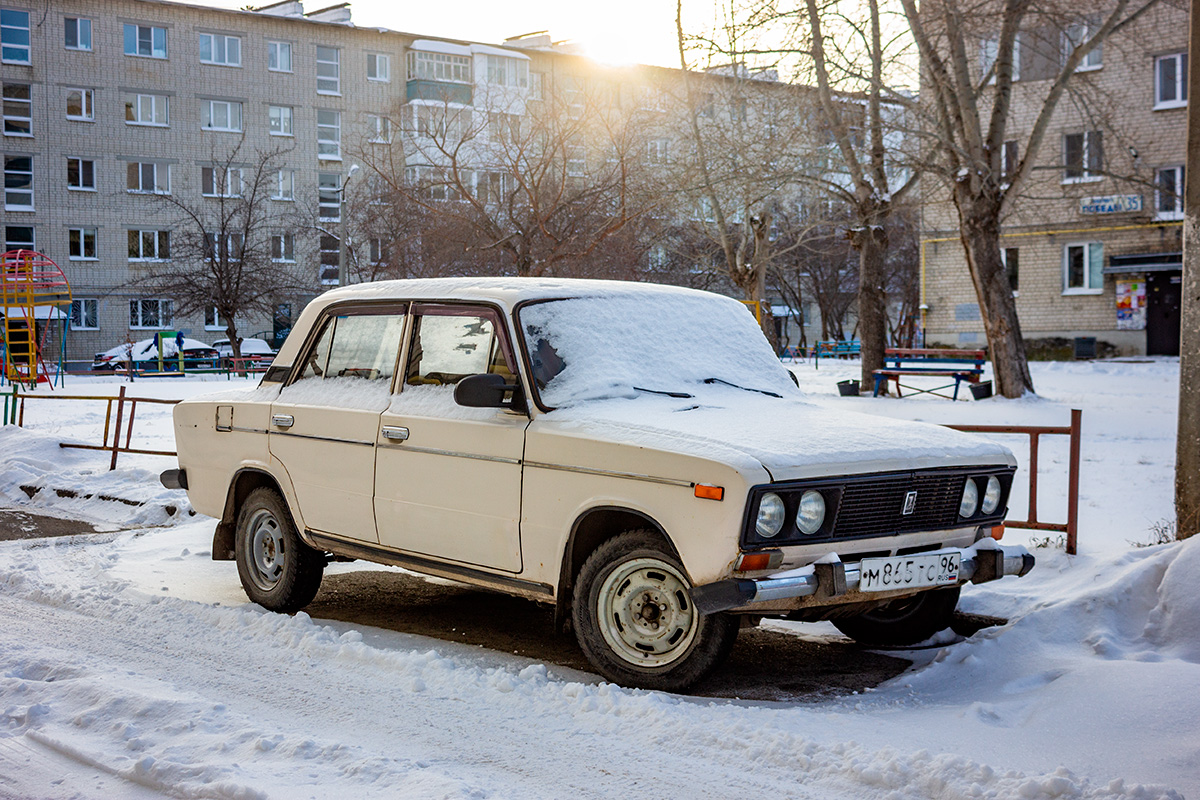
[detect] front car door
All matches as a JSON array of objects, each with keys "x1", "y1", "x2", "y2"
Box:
[{"x1": 373, "y1": 304, "x2": 528, "y2": 572}]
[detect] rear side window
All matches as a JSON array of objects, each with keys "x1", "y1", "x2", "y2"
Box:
[{"x1": 299, "y1": 312, "x2": 406, "y2": 383}]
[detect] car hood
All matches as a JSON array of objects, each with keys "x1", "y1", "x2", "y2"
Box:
[{"x1": 540, "y1": 390, "x2": 1014, "y2": 480}]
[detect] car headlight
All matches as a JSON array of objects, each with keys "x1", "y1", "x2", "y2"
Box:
[
  {"x1": 959, "y1": 478, "x2": 979, "y2": 518},
  {"x1": 796, "y1": 490, "x2": 826, "y2": 535},
  {"x1": 756, "y1": 493, "x2": 786, "y2": 538},
  {"x1": 981, "y1": 475, "x2": 1002, "y2": 515}
]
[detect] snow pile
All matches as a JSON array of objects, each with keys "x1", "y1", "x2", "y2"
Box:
[{"x1": 1145, "y1": 535, "x2": 1200, "y2": 662}]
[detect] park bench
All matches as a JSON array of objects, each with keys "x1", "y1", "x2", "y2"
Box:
[
  {"x1": 812, "y1": 340, "x2": 861, "y2": 368},
  {"x1": 872, "y1": 347, "x2": 987, "y2": 400}
]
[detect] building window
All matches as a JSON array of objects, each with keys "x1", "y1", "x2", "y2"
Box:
[
  {"x1": 406, "y1": 50, "x2": 471, "y2": 83},
  {"x1": 128, "y1": 229, "x2": 170, "y2": 260},
  {"x1": 318, "y1": 233, "x2": 339, "y2": 284},
  {"x1": 271, "y1": 232, "x2": 295, "y2": 262},
  {"x1": 529, "y1": 72, "x2": 543, "y2": 100},
  {"x1": 1063, "y1": 242, "x2": 1103, "y2": 293},
  {"x1": 201, "y1": 166, "x2": 242, "y2": 197},
  {"x1": 66, "y1": 88, "x2": 94, "y2": 121},
  {"x1": 123, "y1": 23, "x2": 167, "y2": 59},
  {"x1": 126, "y1": 162, "x2": 169, "y2": 194},
  {"x1": 201, "y1": 99, "x2": 242, "y2": 132},
  {"x1": 485, "y1": 55, "x2": 528, "y2": 88},
  {"x1": 130, "y1": 298, "x2": 173, "y2": 328},
  {"x1": 4, "y1": 154, "x2": 32, "y2": 210},
  {"x1": 1064, "y1": 17, "x2": 1102, "y2": 71},
  {"x1": 318, "y1": 172, "x2": 340, "y2": 221},
  {"x1": 70, "y1": 298, "x2": 99, "y2": 330},
  {"x1": 368, "y1": 114, "x2": 391, "y2": 143},
  {"x1": 64, "y1": 17, "x2": 91, "y2": 51},
  {"x1": 1002, "y1": 140, "x2": 1018, "y2": 183},
  {"x1": 68, "y1": 227, "x2": 98, "y2": 260},
  {"x1": 1156, "y1": 165, "x2": 1185, "y2": 220},
  {"x1": 268, "y1": 40, "x2": 292, "y2": 72},
  {"x1": 567, "y1": 146, "x2": 586, "y2": 177},
  {"x1": 4, "y1": 224, "x2": 33, "y2": 251},
  {"x1": 67, "y1": 157, "x2": 95, "y2": 190},
  {"x1": 272, "y1": 169, "x2": 295, "y2": 200},
  {"x1": 207, "y1": 233, "x2": 243, "y2": 261},
  {"x1": 647, "y1": 139, "x2": 670, "y2": 163},
  {"x1": 126, "y1": 93, "x2": 169, "y2": 126},
  {"x1": 1, "y1": 8, "x2": 30, "y2": 64},
  {"x1": 268, "y1": 105, "x2": 293, "y2": 136},
  {"x1": 1155, "y1": 52, "x2": 1188, "y2": 110},
  {"x1": 979, "y1": 35, "x2": 1021, "y2": 83},
  {"x1": 1001, "y1": 247, "x2": 1019, "y2": 293},
  {"x1": 2, "y1": 83, "x2": 30, "y2": 136},
  {"x1": 1063, "y1": 131, "x2": 1102, "y2": 182},
  {"x1": 203, "y1": 306, "x2": 222, "y2": 331},
  {"x1": 199, "y1": 32, "x2": 240, "y2": 66},
  {"x1": 369, "y1": 237, "x2": 384, "y2": 264},
  {"x1": 316, "y1": 45, "x2": 340, "y2": 94},
  {"x1": 367, "y1": 53, "x2": 390, "y2": 82},
  {"x1": 317, "y1": 109, "x2": 341, "y2": 159}
]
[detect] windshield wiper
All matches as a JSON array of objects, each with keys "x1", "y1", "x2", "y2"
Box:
[
  {"x1": 634, "y1": 386, "x2": 695, "y2": 399},
  {"x1": 703, "y1": 377, "x2": 782, "y2": 398}
]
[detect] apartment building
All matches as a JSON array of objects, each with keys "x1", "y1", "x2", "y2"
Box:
[{"x1": 920, "y1": 2, "x2": 1187, "y2": 356}]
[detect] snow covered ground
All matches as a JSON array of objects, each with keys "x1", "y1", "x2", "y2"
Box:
[{"x1": 0, "y1": 360, "x2": 1196, "y2": 799}]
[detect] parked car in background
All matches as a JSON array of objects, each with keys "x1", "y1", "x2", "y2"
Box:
[
  {"x1": 212, "y1": 337, "x2": 276, "y2": 364},
  {"x1": 249, "y1": 330, "x2": 291, "y2": 351},
  {"x1": 92, "y1": 337, "x2": 219, "y2": 372},
  {"x1": 164, "y1": 278, "x2": 1034, "y2": 691}
]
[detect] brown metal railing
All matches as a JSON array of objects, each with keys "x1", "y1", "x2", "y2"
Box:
[{"x1": 947, "y1": 408, "x2": 1082, "y2": 554}]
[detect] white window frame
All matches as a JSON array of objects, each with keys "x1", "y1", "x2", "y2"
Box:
[
  {"x1": 129, "y1": 298, "x2": 173, "y2": 329},
  {"x1": 406, "y1": 50, "x2": 471, "y2": 83},
  {"x1": 204, "y1": 306, "x2": 223, "y2": 331},
  {"x1": 66, "y1": 87, "x2": 94, "y2": 121},
  {"x1": 123, "y1": 23, "x2": 167, "y2": 59},
  {"x1": 64, "y1": 17, "x2": 91, "y2": 51},
  {"x1": 1, "y1": 8, "x2": 31, "y2": 65},
  {"x1": 268, "y1": 105, "x2": 293, "y2": 136},
  {"x1": 1064, "y1": 19, "x2": 1102, "y2": 71},
  {"x1": 4, "y1": 154, "x2": 33, "y2": 210},
  {"x1": 1062, "y1": 242, "x2": 1104, "y2": 294},
  {"x1": 66, "y1": 156, "x2": 95, "y2": 191},
  {"x1": 201, "y1": 99, "x2": 243, "y2": 132},
  {"x1": 4, "y1": 224, "x2": 34, "y2": 251},
  {"x1": 125, "y1": 93, "x2": 169, "y2": 127},
  {"x1": 485, "y1": 55, "x2": 528, "y2": 88},
  {"x1": 201, "y1": 166, "x2": 242, "y2": 197},
  {"x1": 268, "y1": 40, "x2": 292, "y2": 72},
  {"x1": 647, "y1": 139, "x2": 670, "y2": 163},
  {"x1": 317, "y1": 109, "x2": 341, "y2": 160},
  {"x1": 207, "y1": 232, "x2": 243, "y2": 262},
  {"x1": 318, "y1": 172, "x2": 340, "y2": 222},
  {"x1": 128, "y1": 229, "x2": 170, "y2": 261},
  {"x1": 367, "y1": 52, "x2": 390, "y2": 82},
  {"x1": 1155, "y1": 165, "x2": 1185, "y2": 221},
  {"x1": 126, "y1": 161, "x2": 170, "y2": 194},
  {"x1": 271, "y1": 232, "x2": 295, "y2": 262},
  {"x1": 272, "y1": 169, "x2": 295, "y2": 201},
  {"x1": 316, "y1": 45, "x2": 340, "y2": 95},
  {"x1": 70, "y1": 298, "x2": 99, "y2": 330},
  {"x1": 1062, "y1": 130, "x2": 1103, "y2": 183},
  {"x1": 368, "y1": 114, "x2": 392, "y2": 144},
  {"x1": 67, "y1": 226, "x2": 98, "y2": 260},
  {"x1": 199, "y1": 32, "x2": 241, "y2": 67},
  {"x1": 2, "y1": 82, "x2": 31, "y2": 136},
  {"x1": 1155, "y1": 52, "x2": 1188, "y2": 110}
]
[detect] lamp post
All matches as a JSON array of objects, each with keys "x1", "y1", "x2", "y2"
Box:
[{"x1": 337, "y1": 163, "x2": 360, "y2": 286}]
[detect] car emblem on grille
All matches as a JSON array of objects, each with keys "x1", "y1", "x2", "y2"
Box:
[{"x1": 902, "y1": 490, "x2": 918, "y2": 515}]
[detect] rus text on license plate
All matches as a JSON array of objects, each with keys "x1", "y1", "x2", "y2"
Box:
[{"x1": 858, "y1": 552, "x2": 961, "y2": 592}]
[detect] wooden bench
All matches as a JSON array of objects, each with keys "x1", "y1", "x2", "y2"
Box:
[
  {"x1": 812, "y1": 340, "x2": 860, "y2": 369},
  {"x1": 872, "y1": 348, "x2": 987, "y2": 400}
]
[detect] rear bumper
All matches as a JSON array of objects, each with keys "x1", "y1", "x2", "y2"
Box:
[{"x1": 690, "y1": 541, "x2": 1034, "y2": 615}]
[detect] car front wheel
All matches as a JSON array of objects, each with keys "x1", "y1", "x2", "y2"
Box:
[
  {"x1": 235, "y1": 487, "x2": 325, "y2": 612},
  {"x1": 572, "y1": 531, "x2": 738, "y2": 692}
]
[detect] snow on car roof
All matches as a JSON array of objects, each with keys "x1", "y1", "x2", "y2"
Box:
[{"x1": 316, "y1": 277, "x2": 716, "y2": 309}]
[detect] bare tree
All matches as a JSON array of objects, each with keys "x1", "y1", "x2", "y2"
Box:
[
  {"x1": 135, "y1": 142, "x2": 304, "y2": 364},
  {"x1": 1177, "y1": 0, "x2": 1199, "y2": 540}
]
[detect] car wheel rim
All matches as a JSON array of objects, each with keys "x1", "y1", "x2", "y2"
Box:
[
  {"x1": 596, "y1": 557, "x2": 698, "y2": 668},
  {"x1": 247, "y1": 509, "x2": 285, "y2": 591}
]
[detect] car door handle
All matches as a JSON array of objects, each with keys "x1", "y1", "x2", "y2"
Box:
[
  {"x1": 381, "y1": 426, "x2": 410, "y2": 441},
  {"x1": 271, "y1": 414, "x2": 294, "y2": 428}
]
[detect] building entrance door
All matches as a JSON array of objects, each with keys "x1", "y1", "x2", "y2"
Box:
[{"x1": 1146, "y1": 271, "x2": 1182, "y2": 356}]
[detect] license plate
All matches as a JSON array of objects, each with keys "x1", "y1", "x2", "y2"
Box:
[{"x1": 858, "y1": 552, "x2": 961, "y2": 592}]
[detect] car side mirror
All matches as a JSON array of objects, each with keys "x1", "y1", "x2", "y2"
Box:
[{"x1": 454, "y1": 373, "x2": 524, "y2": 410}]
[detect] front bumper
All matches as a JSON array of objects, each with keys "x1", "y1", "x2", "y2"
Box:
[{"x1": 690, "y1": 541, "x2": 1034, "y2": 615}]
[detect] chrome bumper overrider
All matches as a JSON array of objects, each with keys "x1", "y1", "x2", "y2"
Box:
[{"x1": 690, "y1": 541, "x2": 1035, "y2": 616}]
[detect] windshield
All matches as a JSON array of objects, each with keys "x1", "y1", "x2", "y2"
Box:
[{"x1": 518, "y1": 291, "x2": 797, "y2": 408}]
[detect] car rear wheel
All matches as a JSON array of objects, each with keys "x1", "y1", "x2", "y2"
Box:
[
  {"x1": 832, "y1": 586, "x2": 961, "y2": 646},
  {"x1": 235, "y1": 487, "x2": 324, "y2": 612},
  {"x1": 572, "y1": 531, "x2": 738, "y2": 692}
]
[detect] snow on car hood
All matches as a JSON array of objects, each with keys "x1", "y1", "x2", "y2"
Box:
[{"x1": 542, "y1": 388, "x2": 1013, "y2": 479}]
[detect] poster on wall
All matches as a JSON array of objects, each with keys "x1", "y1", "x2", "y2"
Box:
[{"x1": 1116, "y1": 279, "x2": 1147, "y2": 330}]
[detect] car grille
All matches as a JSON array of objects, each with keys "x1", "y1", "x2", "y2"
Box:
[{"x1": 833, "y1": 472, "x2": 967, "y2": 539}]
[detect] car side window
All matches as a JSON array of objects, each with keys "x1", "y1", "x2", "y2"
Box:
[
  {"x1": 297, "y1": 312, "x2": 406, "y2": 384},
  {"x1": 406, "y1": 311, "x2": 512, "y2": 386}
]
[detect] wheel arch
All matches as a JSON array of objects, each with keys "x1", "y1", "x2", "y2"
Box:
[{"x1": 212, "y1": 468, "x2": 289, "y2": 561}]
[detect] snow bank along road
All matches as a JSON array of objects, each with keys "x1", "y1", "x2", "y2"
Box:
[{"x1": 0, "y1": 361, "x2": 1196, "y2": 799}]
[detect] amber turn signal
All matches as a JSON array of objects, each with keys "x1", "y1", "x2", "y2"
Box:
[
  {"x1": 694, "y1": 484, "x2": 724, "y2": 501},
  {"x1": 991, "y1": 525, "x2": 1005, "y2": 540},
  {"x1": 737, "y1": 552, "x2": 772, "y2": 571}
]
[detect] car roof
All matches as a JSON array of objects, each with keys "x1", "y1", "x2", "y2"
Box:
[{"x1": 315, "y1": 277, "x2": 713, "y2": 310}]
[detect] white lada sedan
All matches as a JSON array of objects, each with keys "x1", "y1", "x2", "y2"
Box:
[{"x1": 164, "y1": 278, "x2": 1033, "y2": 691}]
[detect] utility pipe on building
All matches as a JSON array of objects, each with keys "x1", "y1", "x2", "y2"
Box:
[{"x1": 1177, "y1": 0, "x2": 1200, "y2": 539}]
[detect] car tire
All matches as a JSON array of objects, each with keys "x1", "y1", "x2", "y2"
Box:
[
  {"x1": 235, "y1": 487, "x2": 325, "y2": 613},
  {"x1": 572, "y1": 530, "x2": 738, "y2": 692},
  {"x1": 832, "y1": 586, "x2": 961, "y2": 646}
]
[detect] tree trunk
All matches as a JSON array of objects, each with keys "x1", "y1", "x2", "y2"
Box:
[
  {"x1": 1177, "y1": 0, "x2": 1200, "y2": 540},
  {"x1": 851, "y1": 223, "x2": 888, "y2": 389},
  {"x1": 954, "y1": 193, "x2": 1035, "y2": 398},
  {"x1": 223, "y1": 319, "x2": 244, "y2": 376}
]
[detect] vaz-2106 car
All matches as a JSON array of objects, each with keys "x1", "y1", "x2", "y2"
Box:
[{"x1": 164, "y1": 279, "x2": 1033, "y2": 691}]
